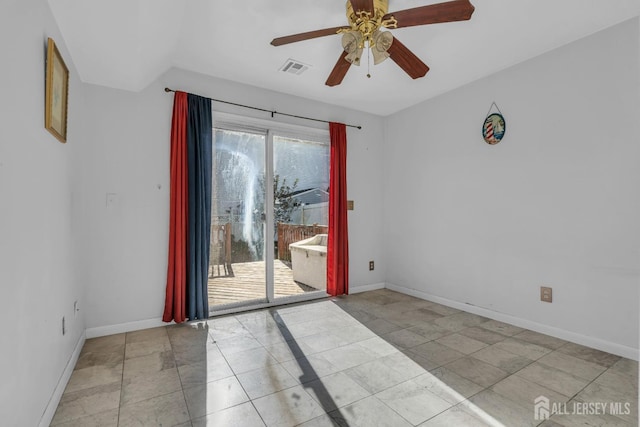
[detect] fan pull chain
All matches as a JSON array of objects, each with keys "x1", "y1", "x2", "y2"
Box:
[{"x1": 367, "y1": 46, "x2": 371, "y2": 78}]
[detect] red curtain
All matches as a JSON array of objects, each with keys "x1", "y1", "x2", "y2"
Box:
[
  {"x1": 163, "y1": 92, "x2": 189, "y2": 322},
  {"x1": 327, "y1": 122, "x2": 349, "y2": 296}
]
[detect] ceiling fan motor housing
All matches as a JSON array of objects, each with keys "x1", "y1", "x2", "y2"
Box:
[{"x1": 345, "y1": 0, "x2": 396, "y2": 49}]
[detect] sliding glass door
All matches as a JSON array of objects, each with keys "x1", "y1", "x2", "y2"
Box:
[
  {"x1": 208, "y1": 116, "x2": 329, "y2": 311},
  {"x1": 272, "y1": 135, "x2": 330, "y2": 298},
  {"x1": 209, "y1": 128, "x2": 267, "y2": 307}
]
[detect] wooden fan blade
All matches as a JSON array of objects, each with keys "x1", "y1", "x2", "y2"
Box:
[
  {"x1": 350, "y1": 0, "x2": 375, "y2": 15},
  {"x1": 325, "y1": 51, "x2": 352, "y2": 87},
  {"x1": 271, "y1": 26, "x2": 349, "y2": 46},
  {"x1": 384, "y1": 0, "x2": 475, "y2": 29},
  {"x1": 387, "y1": 37, "x2": 429, "y2": 79}
]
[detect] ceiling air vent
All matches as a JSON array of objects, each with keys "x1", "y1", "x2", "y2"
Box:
[{"x1": 279, "y1": 59, "x2": 310, "y2": 75}]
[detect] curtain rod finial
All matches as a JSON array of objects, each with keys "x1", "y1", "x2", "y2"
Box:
[{"x1": 164, "y1": 87, "x2": 173, "y2": 93}]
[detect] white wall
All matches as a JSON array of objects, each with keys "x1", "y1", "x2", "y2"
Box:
[
  {"x1": 383, "y1": 18, "x2": 640, "y2": 356},
  {"x1": 0, "y1": 1, "x2": 86, "y2": 425},
  {"x1": 78, "y1": 67, "x2": 386, "y2": 331}
]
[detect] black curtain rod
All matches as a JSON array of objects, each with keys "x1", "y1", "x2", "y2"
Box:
[{"x1": 164, "y1": 88, "x2": 362, "y2": 130}]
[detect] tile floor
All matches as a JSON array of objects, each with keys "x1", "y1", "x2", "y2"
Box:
[{"x1": 52, "y1": 289, "x2": 638, "y2": 426}]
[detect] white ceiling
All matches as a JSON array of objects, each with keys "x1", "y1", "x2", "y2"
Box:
[{"x1": 48, "y1": 0, "x2": 639, "y2": 116}]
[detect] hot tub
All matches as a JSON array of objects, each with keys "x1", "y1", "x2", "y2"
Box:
[{"x1": 289, "y1": 234, "x2": 327, "y2": 290}]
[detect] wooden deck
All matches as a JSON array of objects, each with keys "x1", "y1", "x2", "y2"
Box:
[{"x1": 208, "y1": 260, "x2": 319, "y2": 306}]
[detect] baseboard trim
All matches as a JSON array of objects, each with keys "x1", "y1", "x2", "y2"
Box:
[
  {"x1": 386, "y1": 283, "x2": 639, "y2": 361},
  {"x1": 86, "y1": 318, "x2": 169, "y2": 339},
  {"x1": 350, "y1": 282, "x2": 386, "y2": 294},
  {"x1": 39, "y1": 331, "x2": 86, "y2": 427}
]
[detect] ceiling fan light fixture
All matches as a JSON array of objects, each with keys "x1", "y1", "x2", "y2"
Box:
[
  {"x1": 342, "y1": 31, "x2": 364, "y2": 65},
  {"x1": 371, "y1": 30, "x2": 393, "y2": 64}
]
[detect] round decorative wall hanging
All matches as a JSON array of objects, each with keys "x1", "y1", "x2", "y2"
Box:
[{"x1": 482, "y1": 102, "x2": 506, "y2": 145}]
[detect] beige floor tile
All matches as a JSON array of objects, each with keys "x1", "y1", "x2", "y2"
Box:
[
  {"x1": 54, "y1": 291, "x2": 632, "y2": 427},
  {"x1": 172, "y1": 339, "x2": 222, "y2": 367},
  {"x1": 444, "y1": 357, "x2": 509, "y2": 388},
  {"x1": 51, "y1": 382, "x2": 120, "y2": 425},
  {"x1": 82, "y1": 334, "x2": 126, "y2": 354},
  {"x1": 464, "y1": 389, "x2": 539, "y2": 427},
  {"x1": 120, "y1": 367, "x2": 182, "y2": 406},
  {"x1": 403, "y1": 307, "x2": 446, "y2": 322},
  {"x1": 74, "y1": 347, "x2": 124, "y2": 370},
  {"x1": 206, "y1": 316, "x2": 252, "y2": 340},
  {"x1": 491, "y1": 374, "x2": 570, "y2": 410},
  {"x1": 297, "y1": 330, "x2": 350, "y2": 354},
  {"x1": 125, "y1": 326, "x2": 168, "y2": 344},
  {"x1": 344, "y1": 356, "x2": 418, "y2": 394},
  {"x1": 330, "y1": 324, "x2": 377, "y2": 344},
  {"x1": 493, "y1": 337, "x2": 552, "y2": 360},
  {"x1": 379, "y1": 351, "x2": 431, "y2": 378},
  {"x1": 419, "y1": 404, "x2": 492, "y2": 427},
  {"x1": 548, "y1": 411, "x2": 631, "y2": 427},
  {"x1": 122, "y1": 350, "x2": 175, "y2": 380},
  {"x1": 458, "y1": 326, "x2": 508, "y2": 345},
  {"x1": 237, "y1": 363, "x2": 299, "y2": 399},
  {"x1": 118, "y1": 390, "x2": 190, "y2": 427},
  {"x1": 478, "y1": 320, "x2": 525, "y2": 336},
  {"x1": 557, "y1": 343, "x2": 621, "y2": 368},
  {"x1": 177, "y1": 356, "x2": 234, "y2": 389},
  {"x1": 436, "y1": 333, "x2": 488, "y2": 354},
  {"x1": 516, "y1": 362, "x2": 590, "y2": 397},
  {"x1": 610, "y1": 357, "x2": 638, "y2": 378},
  {"x1": 406, "y1": 321, "x2": 450, "y2": 341},
  {"x1": 316, "y1": 342, "x2": 379, "y2": 370},
  {"x1": 281, "y1": 354, "x2": 342, "y2": 384},
  {"x1": 183, "y1": 376, "x2": 249, "y2": 419},
  {"x1": 355, "y1": 336, "x2": 399, "y2": 358},
  {"x1": 574, "y1": 382, "x2": 638, "y2": 425},
  {"x1": 226, "y1": 346, "x2": 279, "y2": 375},
  {"x1": 329, "y1": 395, "x2": 413, "y2": 427},
  {"x1": 191, "y1": 402, "x2": 265, "y2": 427},
  {"x1": 50, "y1": 408, "x2": 118, "y2": 427},
  {"x1": 253, "y1": 385, "x2": 326, "y2": 427},
  {"x1": 376, "y1": 378, "x2": 452, "y2": 425},
  {"x1": 402, "y1": 349, "x2": 441, "y2": 371},
  {"x1": 417, "y1": 368, "x2": 484, "y2": 404},
  {"x1": 263, "y1": 339, "x2": 314, "y2": 362},
  {"x1": 537, "y1": 351, "x2": 607, "y2": 381},
  {"x1": 124, "y1": 337, "x2": 172, "y2": 359},
  {"x1": 514, "y1": 330, "x2": 567, "y2": 350},
  {"x1": 65, "y1": 364, "x2": 123, "y2": 394},
  {"x1": 410, "y1": 341, "x2": 466, "y2": 367},
  {"x1": 209, "y1": 334, "x2": 262, "y2": 357},
  {"x1": 594, "y1": 368, "x2": 638, "y2": 396},
  {"x1": 422, "y1": 302, "x2": 461, "y2": 316},
  {"x1": 433, "y1": 312, "x2": 489, "y2": 332},
  {"x1": 363, "y1": 318, "x2": 403, "y2": 335},
  {"x1": 382, "y1": 328, "x2": 431, "y2": 349},
  {"x1": 305, "y1": 371, "x2": 371, "y2": 411},
  {"x1": 472, "y1": 345, "x2": 535, "y2": 373},
  {"x1": 297, "y1": 413, "x2": 340, "y2": 427}
]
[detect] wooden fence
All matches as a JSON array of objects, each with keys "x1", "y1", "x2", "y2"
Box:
[{"x1": 277, "y1": 223, "x2": 328, "y2": 262}]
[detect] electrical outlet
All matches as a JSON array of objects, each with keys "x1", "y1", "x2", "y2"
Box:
[
  {"x1": 540, "y1": 286, "x2": 553, "y2": 303},
  {"x1": 369, "y1": 261, "x2": 374, "y2": 271},
  {"x1": 62, "y1": 316, "x2": 66, "y2": 335}
]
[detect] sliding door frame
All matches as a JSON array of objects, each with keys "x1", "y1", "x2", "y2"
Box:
[{"x1": 210, "y1": 112, "x2": 330, "y2": 316}]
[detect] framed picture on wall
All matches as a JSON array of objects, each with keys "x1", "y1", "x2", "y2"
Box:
[{"x1": 45, "y1": 37, "x2": 69, "y2": 143}]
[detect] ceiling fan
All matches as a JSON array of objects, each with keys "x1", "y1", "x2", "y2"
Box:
[{"x1": 271, "y1": 0, "x2": 475, "y2": 86}]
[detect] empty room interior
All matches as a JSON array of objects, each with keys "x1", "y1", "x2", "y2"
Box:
[{"x1": 1, "y1": 1, "x2": 639, "y2": 426}]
